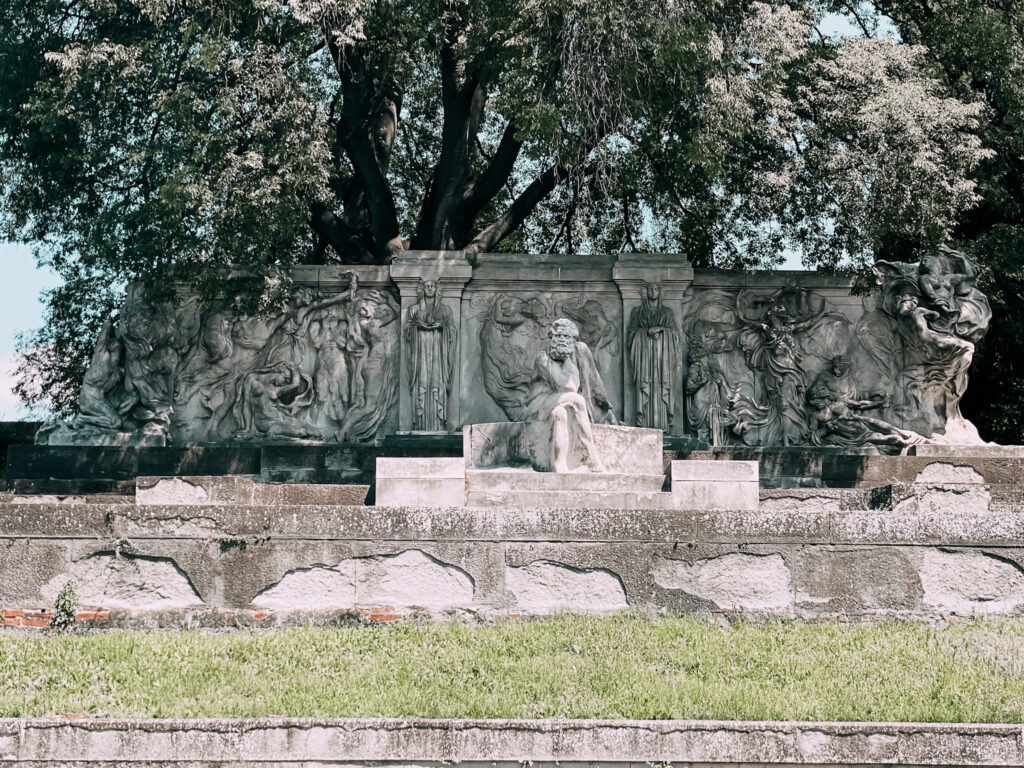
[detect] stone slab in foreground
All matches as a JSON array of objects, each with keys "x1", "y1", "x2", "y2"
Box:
[{"x1": 0, "y1": 717, "x2": 1021, "y2": 765}]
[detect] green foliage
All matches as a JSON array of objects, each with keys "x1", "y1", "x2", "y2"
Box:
[
  {"x1": 0, "y1": 0, "x2": 1013, "y2": 421},
  {"x1": 1, "y1": 615, "x2": 1024, "y2": 720},
  {"x1": 50, "y1": 581, "x2": 78, "y2": 634}
]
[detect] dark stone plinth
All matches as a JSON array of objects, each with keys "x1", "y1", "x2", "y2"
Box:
[
  {"x1": 3, "y1": 445, "x2": 261, "y2": 494},
  {"x1": 259, "y1": 444, "x2": 376, "y2": 484},
  {"x1": 0, "y1": 421, "x2": 42, "y2": 474}
]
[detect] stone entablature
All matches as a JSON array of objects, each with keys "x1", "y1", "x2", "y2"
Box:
[{"x1": 40, "y1": 249, "x2": 992, "y2": 450}]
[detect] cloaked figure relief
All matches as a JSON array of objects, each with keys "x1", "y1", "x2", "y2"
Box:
[
  {"x1": 405, "y1": 279, "x2": 457, "y2": 431},
  {"x1": 119, "y1": 287, "x2": 201, "y2": 439},
  {"x1": 77, "y1": 315, "x2": 129, "y2": 431},
  {"x1": 627, "y1": 281, "x2": 679, "y2": 430},
  {"x1": 685, "y1": 321, "x2": 740, "y2": 445},
  {"x1": 527, "y1": 318, "x2": 617, "y2": 473}
]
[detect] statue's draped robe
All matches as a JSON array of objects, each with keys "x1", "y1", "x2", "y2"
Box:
[
  {"x1": 406, "y1": 296, "x2": 456, "y2": 431},
  {"x1": 627, "y1": 300, "x2": 679, "y2": 430},
  {"x1": 526, "y1": 342, "x2": 614, "y2": 424}
]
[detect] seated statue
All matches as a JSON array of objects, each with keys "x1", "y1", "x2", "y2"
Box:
[{"x1": 526, "y1": 318, "x2": 617, "y2": 473}]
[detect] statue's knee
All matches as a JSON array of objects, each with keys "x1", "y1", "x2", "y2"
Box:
[{"x1": 552, "y1": 406, "x2": 568, "y2": 423}]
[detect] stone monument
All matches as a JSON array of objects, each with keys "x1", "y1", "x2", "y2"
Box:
[{"x1": 36, "y1": 246, "x2": 997, "y2": 454}]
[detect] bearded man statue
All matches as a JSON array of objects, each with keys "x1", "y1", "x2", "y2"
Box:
[{"x1": 526, "y1": 318, "x2": 618, "y2": 473}]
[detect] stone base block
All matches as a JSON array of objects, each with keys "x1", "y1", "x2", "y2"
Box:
[
  {"x1": 465, "y1": 422, "x2": 662, "y2": 475},
  {"x1": 465, "y1": 489, "x2": 676, "y2": 510},
  {"x1": 375, "y1": 457, "x2": 465, "y2": 507},
  {"x1": 910, "y1": 444, "x2": 1024, "y2": 458},
  {"x1": 36, "y1": 423, "x2": 166, "y2": 447},
  {"x1": 466, "y1": 469, "x2": 665, "y2": 493},
  {"x1": 671, "y1": 460, "x2": 759, "y2": 510}
]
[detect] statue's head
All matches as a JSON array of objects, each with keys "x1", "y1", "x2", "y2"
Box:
[
  {"x1": 807, "y1": 383, "x2": 832, "y2": 410},
  {"x1": 897, "y1": 292, "x2": 919, "y2": 315},
  {"x1": 418, "y1": 279, "x2": 438, "y2": 299},
  {"x1": 548, "y1": 318, "x2": 580, "y2": 361},
  {"x1": 830, "y1": 355, "x2": 850, "y2": 376},
  {"x1": 644, "y1": 281, "x2": 662, "y2": 302}
]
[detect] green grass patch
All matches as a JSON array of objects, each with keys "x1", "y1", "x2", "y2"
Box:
[{"x1": 2, "y1": 615, "x2": 1023, "y2": 721}]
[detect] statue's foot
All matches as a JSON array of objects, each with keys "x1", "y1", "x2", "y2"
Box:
[
  {"x1": 552, "y1": 461, "x2": 571, "y2": 473},
  {"x1": 587, "y1": 461, "x2": 607, "y2": 474}
]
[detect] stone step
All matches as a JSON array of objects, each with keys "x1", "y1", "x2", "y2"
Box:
[
  {"x1": 465, "y1": 489, "x2": 676, "y2": 510},
  {"x1": 466, "y1": 469, "x2": 665, "y2": 493}
]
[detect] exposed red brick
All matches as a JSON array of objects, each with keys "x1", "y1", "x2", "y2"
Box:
[
  {"x1": 21, "y1": 617, "x2": 50, "y2": 628},
  {"x1": 253, "y1": 612, "x2": 270, "y2": 621},
  {"x1": 359, "y1": 606, "x2": 402, "y2": 622},
  {"x1": 75, "y1": 611, "x2": 110, "y2": 622},
  {"x1": 1, "y1": 609, "x2": 24, "y2": 619}
]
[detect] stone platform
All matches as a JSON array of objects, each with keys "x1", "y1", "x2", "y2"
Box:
[
  {"x1": 374, "y1": 423, "x2": 761, "y2": 511},
  {"x1": 1, "y1": 717, "x2": 1019, "y2": 766},
  {"x1": 3, "y1": 496, "x2": 1024, "y2": 626}
]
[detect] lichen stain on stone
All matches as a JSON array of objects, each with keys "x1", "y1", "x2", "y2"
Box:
[
  {"x1": 505, "y1": 560, "x2": 628, "y2": 615},
  {"x1": 919, "y1": 550, "x2": 1024, "y2": 613},
  {"x1": 252, "y1": 549, "x2": 474, "y2": 611},
  {"x1": 652, "y1": 552, "x2": 793, "y2": 611},
  {"x1": 42, "y1": 553, "x2": 205, "y2": 610}
]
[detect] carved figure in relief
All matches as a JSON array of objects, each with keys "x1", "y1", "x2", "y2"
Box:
[
  {"x1": 405, "y1": 279, "x2": 457, "y2": 431},
  {"x1": 118, "y1": 289, "x2": 200, "y2": 439},
  {"x1": 311, "y1": 314, "x2": 350, "y2": 430},
  {"x1": 555, "y1": 295, "x2": 620, "y2": 354},
  {"x1": 479, "y1": 293, "x2": 547, "y2": 420},
  {"x1": 864, "y1": 246, "x2": 991, "y2": 443},
  {"x1": 340, "y1": 292, "x2": 401, "y2": 442},
  {"x1": 627, "y1": 281, "x2": 679, "y2": 430},
  {"x1": 527, "y1": 319, "x2": 616, "y2": 473},
  {"x1": 806, "y1": 383, "x2": 922, "y2": 449},
  {"x1": 77, "y1": 315, "x2": 128, "y2": 431},
  {"x1": 737, "y1": 289, "x2": 826, "y2": 446},
  {"x1": 234, "y1": 362, "x2": 321, "y2": 440},
  {"x1": 685, "y1": 324, "x2": 737, "y2": 445}
]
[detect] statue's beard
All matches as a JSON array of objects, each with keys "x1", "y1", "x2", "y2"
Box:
[{"x1": 549, "y1": 338, "x2": 575, "y2": 360}]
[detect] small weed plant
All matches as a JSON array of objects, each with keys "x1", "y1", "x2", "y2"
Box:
[{"x1": 49, "y1": 581, "x2": 78, "y2": 634}]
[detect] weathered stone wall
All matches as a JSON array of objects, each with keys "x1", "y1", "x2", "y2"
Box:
[
  {"x1": 3, "y1": 500, "x2": 1023, "y2": 626},
  {"x1": 1, "y1": 717, "x2": 1021, "y2": 766}
]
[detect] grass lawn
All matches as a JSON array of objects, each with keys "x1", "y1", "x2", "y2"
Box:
[{"x1": 1, "y1": 614, "x2": 1023, "y2": 721}]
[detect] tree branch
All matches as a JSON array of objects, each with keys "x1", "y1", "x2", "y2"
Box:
[
  {"x1": 466, "y1": 163, "x2": 593, "y2": 254},
  {"x1": 325, "y1": 25, "x2": 404, "y2": 260},
  {"x1": 460, "y1": 119, "x2": 523, "y2": 220}
]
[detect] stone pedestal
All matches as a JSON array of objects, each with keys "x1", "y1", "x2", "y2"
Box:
[
  {"x1": 465, "y1": 422, "x2": 662, "y2": 475},
  {"x1": 375, "y1": 457, "x2": 465, "y2": 507},
  {"x1": 671, "y1": 459, "x2": 759, "y2": 510}
]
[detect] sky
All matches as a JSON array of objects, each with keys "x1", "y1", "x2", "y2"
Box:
[{"x1": 0, "y1": 242, "x2": 61, "y2": 418}]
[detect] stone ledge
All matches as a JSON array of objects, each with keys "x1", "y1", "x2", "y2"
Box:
[
  {"x1": 2, "y1": 503, "x2": 1023, "y2": 545},
  {"x1": 0, "y1": 717, "x2": 1020, "y2": 765}
]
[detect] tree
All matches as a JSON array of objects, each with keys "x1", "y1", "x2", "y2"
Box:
[{"x1": 0, "y1": 0, "x2": 990, "y2": 416}]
